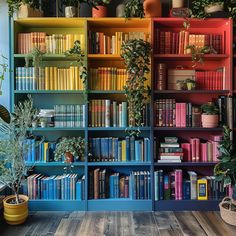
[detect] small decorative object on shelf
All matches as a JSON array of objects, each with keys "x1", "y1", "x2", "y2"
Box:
[
  {"x1": 116, "y1": 3, "x2": 125, "y2": 17},
  {"x1": 143, "y1": 0, "x2": 162, "y2": 18},
  {"x1": 176, "y1": 80, "x2": 185, "y2": 90},
  {"x1": 201, "y1": 101, "x2": 219, "y2": 128},
  {"x1": 54, "y1": 137, "x2": 85, "y2": 163},
  {"x1": 172, "y1": 0, "x2": 184, "y2": 8},
  {"x1": 0, "y1": 96, "x2": 36, "y2": 225},
  {"x1": 6, "y1": 0, "x2": 43, "y2": 18},
  {"x1": 214, "y1": 126, "x2": 236, "y2": 226},
  {"x1": 92, "y1": 0, "x2": 111, "y2": 17},
  {"x1": 124, "y1": 0, "x2": 145, "y2": 18},
  {"x1": 64, "y1": 0, "x2": 79, "y2": 17}
]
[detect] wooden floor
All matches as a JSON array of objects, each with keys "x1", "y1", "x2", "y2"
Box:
[{"x1": 1, "y1": 211, "x2": 236, "y2": 236}]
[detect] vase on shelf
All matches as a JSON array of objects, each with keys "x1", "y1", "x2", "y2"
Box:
[
  {"x1": 116, "y1": 3, "x2": 125, "y2": 17},
  {"x1": 65, "y1": 6, "x2": 78, "y2": 17},
  {"x1": 143, "y1": 0, "x2": 162, "y2": 17},
  {"x1": 92, "y1": 6, "x2": 107, "y2": 17},
  {"x1": 17, "y1": 3, "x2": 43, "y2": 18},
  {"x1": 172, "y1": 0, "x2": 184, "y2": 8}
]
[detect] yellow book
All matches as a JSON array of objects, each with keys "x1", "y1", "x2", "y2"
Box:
[
  {"x1": 63, "y1": 35, "x2": 66, "y2": 53},
  {"x1": 70, "y1": 66, "x2": 75, "y2": 90},
  {"x1": 45, "y1": 67, "x2": 50, "y2": 90},
  {"x1": 53, "y1": 67, "x2": 58, "y2": 90},
  {"x1": 57, "y1": 68, "x2": 61, "y2": 90},
  {"x1": 197, "y1": 179, "x2": 208, "y2": 200},
  {"x1": 121, "y1": 140, "x2": 126, "y2": 162},
  {"x1": 49, "y1": 67, "x2": 54, "y2": 90},
  {"x1": 80, "y1": 34, "x2": 85, "y2": 51},
  {"x1": 75, "y1": 66, "x2": 79, "y2": 90},
  {"x1": 79, "y1": 68, "x2": 83, "y2": 90},
  {"x1": 65, "y1": 68, "x2": 69, "y2": 90},
  {"x1": 44, "y1": 142, "x2": 49, "y2": 162}
]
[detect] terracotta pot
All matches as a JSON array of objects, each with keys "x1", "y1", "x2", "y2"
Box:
[
  {"x1": 172, "y1": 0, "x2": 184, "y2": 8},
  {"x1": 204, "y1": 3, "x2": 223, "y2": 14},
  {"x1": 3, "y1": 195, "x2": 29, "y2": 225},
  {"x1": 201, "y1": 114, "x2": 219, "y2": 128},
  {"x1": 144, "y1": 0, "x2": 162, "y2": 17},
  {"x1": 17, "y1": 4, "x2": 43, "y2": 18},
  {"x1": 64, "y1": 152, "x2": 74, "y2": 163},
  {"x1": 65, "y1": 6, "x2": 78, "y2": 18},
  {"x1": 92, "y1": 6, "x2": 107, "y2": 18}
]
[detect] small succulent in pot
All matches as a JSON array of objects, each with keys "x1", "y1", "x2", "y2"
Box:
[
  {"x1": 201, "y1": 101, "x2": 219, "y2": 128},
  {"x1": 54, "y1": 137, "x2": 85, "y2": 163}
]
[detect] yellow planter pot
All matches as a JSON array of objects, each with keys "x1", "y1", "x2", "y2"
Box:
[{"x1": 3, "y1": 195, "x2": 29, "y2": 225}]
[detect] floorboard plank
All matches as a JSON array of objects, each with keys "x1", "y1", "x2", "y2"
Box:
[
  {"x1": 174, "y1": 212, "x2": 207, "y2": 236},
  {"x1": 153, "y1": 211, "x2": 183, "y2": 236}
]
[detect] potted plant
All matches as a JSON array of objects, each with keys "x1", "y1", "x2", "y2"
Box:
[
  {"x1": 0, "y1": 55, "x2": 7, "y2": 96},
  {"x1": 201, "y1": 101, "x2": 219, "y2": 128},
  {"x1": 214, "y1": 126, "x2": 236, "y2": 226},
  {"x1": 143, "y1": 0, "x2": 162, "y2": 17},
  {"x1": 124, "y1": 0, "x2": 145, "y2": 18},
  {"x1": 63, "y1": 0, "x2": 79, "y2": 17},
  {"x1": 6, "y1": 0, "x2": 43, "y2": 18},
  {"x1": 0, "y1": 96, "x2": 37, "y2": 225},
  {"x1": 92, "y1": 0, "x2": 111, "y2": 17},
  {"x1": 121, "y1": 39, "x2": 151, "y2": 136},
  {"x1": 176, "y1": 80, "x2": 186, "y2": 90},
  {"x1": 185, "y1": 78, "x2": 196, "y2": 90},
  {"x1": 54, "y1": 137, "x2": 85, "y2": 163}
]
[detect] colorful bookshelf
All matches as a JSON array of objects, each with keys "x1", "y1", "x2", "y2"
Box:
[{"x1": 10, "y1": 17, "x2": 232, "y2": 211}]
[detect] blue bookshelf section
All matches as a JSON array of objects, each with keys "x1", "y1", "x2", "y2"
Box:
[
  {"x1": 29, "y1": 200, "x2": 86, "y2": 211},
  {"x1": 154, "y1": 200, "x2": 220, "y2": 211},
  {"x1": 88, "y1": 199, "x2": 152, "y2": 211}
]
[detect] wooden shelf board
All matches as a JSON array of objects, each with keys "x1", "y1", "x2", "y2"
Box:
[
  {"x1": 26, "y1": 162, "x2": 85, "y2": 167},
  {"x1": 154, "y1": 54, "x2": 228, "y2": 60},
  {"x1": 154, "y1": 162, "x2": 217, "y2": 167},
  {"x1": 154, "y1": 90, "x2": 229, "y2": 94},
  {"x1": 88, "y1": 162, "x2": 151, "y2": 166},
  {"x1": 88, "y1": 54, "x2": 122, "y2": 60}
]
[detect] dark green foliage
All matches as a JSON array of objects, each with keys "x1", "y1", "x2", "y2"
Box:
[
  {"x1": 201, "y1": 102, "x2": 219, "y2": 115},
  {"x1": 124, "y1": 0, "x2": 144, "y2": 18}
]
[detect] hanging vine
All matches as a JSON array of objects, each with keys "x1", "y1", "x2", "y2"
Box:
[{"x1": 121, "y1": 39, "x2": 151, "y2": 136}]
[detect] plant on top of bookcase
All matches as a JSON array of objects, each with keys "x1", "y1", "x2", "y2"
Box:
[
  {"x1": 54, "y1": 137, "x2": 85, "y2": 163},
  {"x1": 64, "y1": 40, "x2": 87, "y2": 99},
  {"x1": 201, "y1": 101, "x2": 219, "y2": 128},
  {"x1": 124, "y1": 0, "x2": 145, "y2": 19},
  {"x1": 6, "y1": 0, "x2": 42, "y2": 17},
  {"x1": 214, "y1": 126, "x2": 236, "y2": 225},
  {"x1": 121, "y1": 39, "x2": 151, "y2": 136},
  {"x1": 91, "y1": 0, "x2": 111, "y2": 17},
  {"x1": 0, "y1": 55, "x2": 8, "y2": 95},
  {"x1": 0, "y1": 95, "x2": 36, "y2": 225}
]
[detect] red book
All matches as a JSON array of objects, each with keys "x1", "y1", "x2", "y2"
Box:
[
  {"x1": 190, "y1": 138, "x2": 196, "y2": 162},
  {"x1": 175, "y1": 103, "x2": 181, "y2": 127},
  {"x1": 180, "y1": 103, "x2": 186, "y2": 127},
  {"x1": 195, "y1": 138, "x2": 200, "y2": 162},
  {"x1": 200, "y1": 142, "x2": 208, "y2": 162},
  {"x1": 181, "y1": 143, "x2": 191, "y2": 162}
]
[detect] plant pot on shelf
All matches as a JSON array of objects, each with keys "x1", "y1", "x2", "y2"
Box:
[
  {"x1": 172, "y1": 0, "x2": 184, "y2": 8},
  {"x1": 204, "y1": 3, "x2": 223, "y2": 14},
  {"x1": 3, "y1": 195, "x2": 29, "y2": 225},
  {"x1": 219, "y1": 197, "x2": 236, "y2": 226},
  {"x1": 17, "y1": 4, "x2": 43, "y2": 18},
  {"x1": 92, "y1": 6, "x2": 107, "y2": 17},
  {"x1": 201, "y1": 114, "x2": 219, "y2": 128},
  {"x1": 64, "y1": 152, "x2": 74, "y2": 163},
  {"x1": 186, "y1": 82, "x2": 195, "y2": 90},
  {"x1": 116, "y1": 3, "x2": 125, "y2": 17},
  {"x1": 65, "y1": 6, "x2": 78, "y2": 18},
  {"x1": 143, "y1": 0, "x2": 162, "y2": 17}
]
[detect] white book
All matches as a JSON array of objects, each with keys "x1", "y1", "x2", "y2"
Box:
[
  {"x1": 157, "y1": 159, "x2": 182, "y2": 163},
  {"x1": 105, "y1": 100, "x2": 111, "y2": 127}
]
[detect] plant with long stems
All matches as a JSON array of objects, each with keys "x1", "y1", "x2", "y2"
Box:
[
  {"x1": 0, "y1": 95, "x2": 37, "y2": 204},
  {"x1": 121, "y1": 39, "x2": 151, "y2": 136},
  {"x1": 0, "y1": 55, "x2": 8, "y2": 94},
  {"x1": 64, "y1": 40, "x2": 87, "y2": 101}
]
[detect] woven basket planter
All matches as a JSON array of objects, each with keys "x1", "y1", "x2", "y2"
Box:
[{"x1": 219, "y1": 197, "x2": 236, "y2": 226}]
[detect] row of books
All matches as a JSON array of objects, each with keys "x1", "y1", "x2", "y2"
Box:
[
  {"x1": 155, "y1": 30, "x2": 223, "y2": 54},
  {"x1": 195, "y1": 70, "x2": 225, "y2": 90},
  {"x1": 89, "y1": 68, "x2": 127, "y2": 91},
  {"x1": 154, "y1": 97, "x2": 229, "y2": 128},
  {"x1": 15, "y1": 66, "x2": 84, "y2": 91},
  {"x1": 88, "y1": 137, "x2": 151, "y2": 162},
  {"x1": 88, "y1": 31, "x2": 150, "y2": 54},
  {"x1": 154, "y1": 170, "x2": 225, "y2": 201},
  {"x1": 54, "y1": 104, "x2": 86, "y2": 128},
  {"x1": 156, "y1": 136, "x2": 221, "y2": 163},
  {"x1": 89, "y1": 169, "x2": 151, "y2": 200},
  {"x1": 17, "y1": 32, "x2": 85, "y2": 54},
  {"x1": 27, "y1": 174, "x2": 85, "y2": 200}
]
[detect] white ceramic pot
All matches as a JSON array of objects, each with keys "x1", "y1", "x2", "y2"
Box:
[
  {"x1": 204, "y1": 3, "x2": 223, "y2": 14},
  {"x1": 116, "y1": 4, "x2": 125, "y2": 17},
  {"x1": 172, "y1": 0, "x2": 184, "y2": 8},
  {"x1": 65, "y1": 6, "x2": 77, "y2": 18}
]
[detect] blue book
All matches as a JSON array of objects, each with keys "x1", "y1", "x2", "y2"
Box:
[
  {"x1": 115, "y1": 173, "x2": 120, "y2": 198},
  {"x1": 147, "y1": 171, "x2": 151, "y2": 200},
  {"x1": 130, "y1": 136, "x2": 135, "y2": 161},
  {"x1": 121, "y1": 102, "x2": 127, "y2": 127},
  {"x1": 129, "y1": 172, "x2": 134, "y2": 199},
  {"x1": 183, "y1": 180, "x2": 191, "y2": 200},
  {"x1": 53, "y1": 178, "x2": 57, "y2": 200},
  {"x1": 76, "y1": 180, "x2": 82, "y2": 200},
  {"x1": 95, "y1": 138, "x2": 101, "y2": 160},
  {"x1": 135, "y1": 140, "x2": 141, "y2": 162},
  {"x1": 159, "y1": 170, "x2": 164, "y2": 200},
  {"x1": 139, "y1": 172, "x2": 144, "y2": 200},
  {"x1": 31, "y1": 139, "x2": 35, "y2": 162},
  {"x1": 118, "y1": 140, "x2": 122, "y2": 162},
  {"x1": 154, "y1": 171, "x2": 159, "y2": 200},
  {"x1": 108, "y1": 137, "x2": 113, "y2": 161},
  {"x1": 109, "y1": 175, "x2": 114, "y2": 198},
  {"x1": 125, "y1": 136, "x2": 130, "y2": 161}
]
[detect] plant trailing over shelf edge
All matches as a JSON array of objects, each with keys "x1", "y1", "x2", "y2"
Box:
[
  {"x1": 64, "y1": 40, "x2": 88, "y2": 101},
  {"x1": 7, "y1": 0, "x2": 41, "y2": 17},
  {"x1": 0, "y1": 55, "x2": 8, "y2": 94},
  {"x1": 214, "y1": 125, "x2": 236, "y2": 201},
  {"x1": 124, "y1": 0, "x2": 145, "y2": 19},
  {"x1": 0, "y1": 95, "x2": 37, "y2": 204},
  {"x1": 121, "y1": 39, "x2": 151, "y2": 136},
  {"x1": 54, "y1": 136, "x2": 86, "y2": 162}
]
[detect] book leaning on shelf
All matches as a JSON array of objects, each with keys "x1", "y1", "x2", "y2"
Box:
[
  {"x1": 154, "y1": 169, "x2": 226, "y2": 201},
  {"x1": 89, "y1": 136, "x2": 151, "y2": 162},
  {"x1": 27, "y1": 174, "x2": 85, "y2": 200}
]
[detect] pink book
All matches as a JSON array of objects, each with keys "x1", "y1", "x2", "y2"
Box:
[
  {"x1": 175, "y1": 103, "x2": 181, "y2": 127},
  {"x1": 180, "y1": 103, "x2": 186, "y2": 127},
  {"x1": 211, "y1": 141, "x2": 220, "y2": 162},
  {"x1": 190, "y1": 138, "x2": 196, "y2": 162},
  {"x1": 210, "y1": 135, "x2": 223, "y2": 142},
  {"x1": 178, "y1": 169, "x2": 183, "y2": 200},
  {"x1": 200, "y1": 142, "x2": 208, "y2": 162},
  {"x1": 175, "y1": 170, "x2": 178, "y2": 200},
  {"x1": 181, "y1": 143, "x2": 191, "y2": 162},
  {"x1": 195, "y1": 138, "x2": 200, "y2": 162}
]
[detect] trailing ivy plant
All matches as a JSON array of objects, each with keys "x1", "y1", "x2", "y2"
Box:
[
  {"x1": 25, "y1": 47, "x2": 45, "y2": 68},
  {"x1": 124, "y1": 0, "x2": 144, "y2": 19},
  {"x1": 121, "y1": 39, "x2": 151, "y2": 136},
  {"x1": 64, "y1": 40, "x2": 87, "y2": 100},
  {"x1": 214, "y1": 126, "x2": 236, "y2": 200},
  {"x1": 0, "y1": 55, "x2": 8, "y2": 94}
]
